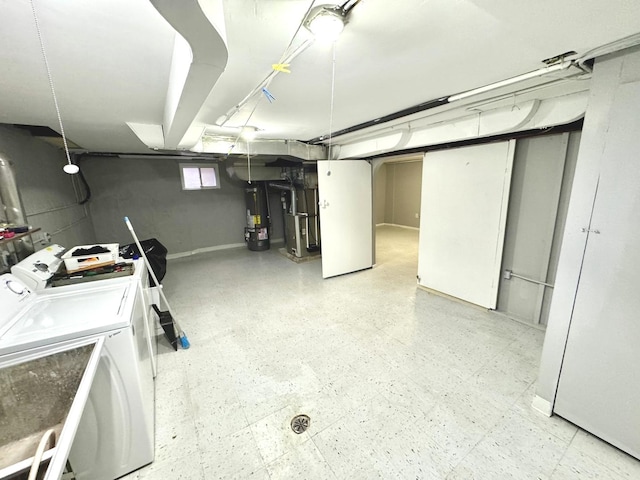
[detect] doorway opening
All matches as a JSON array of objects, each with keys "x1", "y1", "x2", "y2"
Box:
[
  {"x1": 372, "y1": 131, "x2": 581, "y2": 328},
  {"x1": 372, "y1": 155, "x2": 422, "y2": 274}
]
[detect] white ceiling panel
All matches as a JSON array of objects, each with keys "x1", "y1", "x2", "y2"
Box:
[{"x1": 1, "y1": 0, "x2": 639, "y2": 152}]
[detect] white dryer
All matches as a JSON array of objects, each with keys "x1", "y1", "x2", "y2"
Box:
[{"x1": 0, "y1": 274, "x2": 155, "y2": 480}]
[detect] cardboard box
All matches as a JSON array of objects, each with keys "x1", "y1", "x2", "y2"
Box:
[{"x1": 62, "y1": 244, "x2": 119, "y2": 273}]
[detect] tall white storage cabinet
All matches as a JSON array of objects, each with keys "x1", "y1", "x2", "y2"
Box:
[{"x1": 553, "y1": 81, "x2": 640, "y2": 460}]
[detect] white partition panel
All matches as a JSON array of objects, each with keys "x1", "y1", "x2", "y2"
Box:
[{"x1": 417, "y1": 141, "x2": 515, "y2": 308}]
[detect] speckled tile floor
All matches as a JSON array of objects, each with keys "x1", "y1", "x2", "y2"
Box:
[{"x1": 124, "y1": 225, "x2": 640, "y2": 479}]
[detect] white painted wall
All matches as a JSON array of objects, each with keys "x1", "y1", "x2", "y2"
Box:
[{"x1": 535, "y1": 46, "x2": 640, "y2": 413}]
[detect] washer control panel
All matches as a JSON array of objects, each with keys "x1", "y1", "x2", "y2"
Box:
[
  {"x1": 0, "y1": 274, "x2": 34, "y2": 333},
  {"x1": 11, "y1": 244, "x2": 66, "y2": 290}
]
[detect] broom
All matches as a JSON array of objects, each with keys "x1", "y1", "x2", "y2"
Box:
[{"x1": 124, "y1": 216, "x2": 190, "y2": 349}]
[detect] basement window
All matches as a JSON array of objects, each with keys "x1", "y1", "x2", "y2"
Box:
[{"x1": 180, "y1": 163, "x2": 220, "y2": 190}]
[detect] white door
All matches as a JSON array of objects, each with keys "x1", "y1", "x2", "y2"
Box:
[
  {"x1": 554, "y1": 82, "x2": 640, "y2": 459},
  {"x1": 317, "y1": 160, "x2": 373, "y2": 279},
  {"x1": 417, "y1": 141, "x2": 515, "y2": 309}
]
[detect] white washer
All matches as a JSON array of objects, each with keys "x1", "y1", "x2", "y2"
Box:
[
  {"x1": 36, "y1": 259, "x2": 159, "y2": 379},
  {"x1": 0, "y1": 274, "x2": 155, "y2": 480}
]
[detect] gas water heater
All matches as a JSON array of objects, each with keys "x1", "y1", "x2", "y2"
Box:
[{"x1": 244, "y1": 184, "x2": 270, "y2": 251}]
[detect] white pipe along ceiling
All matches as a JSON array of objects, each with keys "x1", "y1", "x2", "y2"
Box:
[{"x1": 1, "y1": 1, "x2": 640, "y2": 159}]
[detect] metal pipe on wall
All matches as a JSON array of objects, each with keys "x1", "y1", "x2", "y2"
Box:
[
  {"x1": 27, "y1": 203, "x2": 81, "y2": 216},
  {"x1": 50, "y1": 215, "x2": 90, "y2": 236},
  {"x1": 0, "y1": 152, "x2": 28, "y2": 225},
  {"x1": 268, "y1": 182, "x2": 301, "y2": 256}
]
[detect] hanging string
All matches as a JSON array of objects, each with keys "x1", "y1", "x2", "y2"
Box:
[
  {"x1": 327, "y1": 41, "x2": 338, "y2": 175},
  {"x1": 218, "y1": 0, "x2": 316, "y2": 129},
  {"x1": 226, "y1": 94, "x2": 264, "y2": 157},
  {"x1": 30, "y1": 0, "x2": 76, "y2": 173},
  {"x1": 247, "y1": 140, "x2": 252, "y2": 184}
]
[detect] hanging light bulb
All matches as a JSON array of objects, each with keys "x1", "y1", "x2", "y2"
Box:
[{"x1": 63, "y1": 164, "x2": 79, "y2": 174}]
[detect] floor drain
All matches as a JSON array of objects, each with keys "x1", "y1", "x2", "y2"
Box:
[{"x1": 291, "y1": 414, "x2": 310, "y2": 434}]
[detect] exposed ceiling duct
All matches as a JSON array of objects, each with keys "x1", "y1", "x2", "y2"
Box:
[
  {"x1": 2, "y1": 1, "x2": 640, "y2": 154},
  {"x1": 309, "y1": 54, "x2": 588, "y2": 145},
  {"x1": 196, "y1": 136, "x2": 326, "y2": 162},
  {"x1": 129, "y1": 0, "x2": 229, "y2": 150}
]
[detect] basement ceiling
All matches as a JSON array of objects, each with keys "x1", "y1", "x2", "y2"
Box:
[{"x1": 1, "y1": 0, "x2": 640, "y2": 154}]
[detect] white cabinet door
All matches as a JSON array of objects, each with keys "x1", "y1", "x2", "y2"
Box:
[
  {"x1": 554, "y1": 82, "x2": 640, "y2": 460},
  {"x1": 317, "y1": 160, "x2": 373, "y2": 279},
  {"x1": 417, "y1": 141, "x2": 515, "y2": 309}
]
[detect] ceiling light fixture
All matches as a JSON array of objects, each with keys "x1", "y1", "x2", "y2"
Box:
[
  {"x1": 241, "y1": 126, "x2": 259, "y2": 141},
  {"x1": 304, "y1": 5, "x2": 347, "y2": 42}
]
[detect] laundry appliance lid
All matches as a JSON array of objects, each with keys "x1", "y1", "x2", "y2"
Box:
[{"x1": 0, "y1": 283, "x2": 131, "y2": 356}]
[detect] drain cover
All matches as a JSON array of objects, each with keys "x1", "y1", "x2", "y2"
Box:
[{"x1": 291, "y1": 414, "x2": 310, "y2": 434}]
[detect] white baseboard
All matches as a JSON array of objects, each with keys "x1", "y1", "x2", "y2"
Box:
[
  {"x1": 531, "y1": 395, "x2": 553, "y2": 417},
  {"x1": 376, "y1": 223, "x2": 420, "y2": 231},
  {"x1": 167, "y1": 237, "x2": 284, "y2": 260}
]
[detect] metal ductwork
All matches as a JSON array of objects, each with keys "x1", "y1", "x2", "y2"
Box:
[
  {"x1": 268, "y1": 166, "x2": 320, "y2": 260},
  {"x1": 220, "y1": 140, "x2": 326, "y2": 182},
  {"x1": 0, "y1": 152, "x2": 28, "y2": 226},
  {"x1": 225, "y1": 160, "x2": 288, "y2": 182},
  {"x1": 201, "y1": 137, "x2": 327, "y2": 161}
]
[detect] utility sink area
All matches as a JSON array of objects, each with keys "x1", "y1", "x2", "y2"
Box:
[{"x1": 0, "y1": 340, "x2": 103, "y2": 479}]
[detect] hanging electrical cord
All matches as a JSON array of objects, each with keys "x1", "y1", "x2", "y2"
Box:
[
  {"x1": 222, "y1": 1, "x2": 318, "y2": 178},
  {"x1": 277, "y1": 0, "x2": 317, "y2": 64},
  {"x1": 77, "y1": 161, "x2": 92, "y2": 204},
  {"x1": 217, "y1": 0, "x2": 317, "y2": 129},
  {"x1": 29, "y1": 0, "x2": 78, "y2": 175},
  {"x1": 225, "y1": 94, "x2": 263, "y2": 184},
  {"x1": 246, "y1": 140, "x2": 252, "y2": 184},
  {"x1": 341, "y1": 0, "x2": 362, "y2": 14}
]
